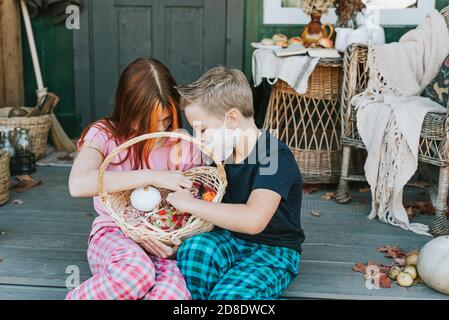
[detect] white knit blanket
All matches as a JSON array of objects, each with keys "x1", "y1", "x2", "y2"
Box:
[
  {"x1": 352, "y1": 10, "x2": 449, "y2": 235},
  {"x1": 252, "y1": 49, "x2": 320, "y2": 94}
]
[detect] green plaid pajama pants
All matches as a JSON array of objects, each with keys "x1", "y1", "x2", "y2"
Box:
[{"x1": 177, "y1": 229, "x2": 301, "y2": 300}]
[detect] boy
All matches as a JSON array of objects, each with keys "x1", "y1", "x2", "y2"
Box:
[{"x1": 167, "y1": 67, "x2": 305, "y2": 300}]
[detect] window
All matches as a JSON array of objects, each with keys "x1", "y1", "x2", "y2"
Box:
[{"x1": 263, "y1": 0, "x2": 436, "y2": 26}]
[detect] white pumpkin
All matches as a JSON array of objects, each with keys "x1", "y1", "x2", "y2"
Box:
[
  {"x1": 130, "y1": 187, "x2": 161, "y2": 212},
  {"x1": 417, "y1": 236, "x2": 449, "y2": 295}
]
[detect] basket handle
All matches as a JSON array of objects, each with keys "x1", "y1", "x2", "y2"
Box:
[{"x1": 97, "y1": 131, "x2": 227, "y2": 200}]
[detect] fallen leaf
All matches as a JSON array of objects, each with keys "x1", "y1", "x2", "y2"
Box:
[
  {"x1": 321, "y1": 192, "x2": 335, "y2": 201},
  {"x1": 311, "y1": 210, "x2": 320, "y2": 217},
  {"x1": 303, "y1": 184, "x2": 320, "y2": 195},
  {"x1": 85, "y1": 213, "x2": 94, "y2": 218},
  {"x1": 12, "y1": 199, "x2": 24, "y2": 204},
  {"x1": 377, "y1": 273, "x2": 392, "y2": 288},
  {"x1": 358, "y1": 186, "x2": 370, "y2": 193},
  {"x1": 377, "y1": 245, "x2": 406, "y2": 259},
  {"x1": 404, "y1": 201, "x2": 435, "y2": 216},
  {"x1": 406, "y1": 207, "x2": 416, "y2": 219},
  {"x1": 352, "y1": 262, "x2": 367, "y2": 273},
  {"x1": 0, "y1": 256, "x2": 3, "y2": 263},
  {"x1": 11, "y1": 175, "x2": 42, "y2": 193}
]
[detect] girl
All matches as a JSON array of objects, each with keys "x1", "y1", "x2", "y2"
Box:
[{"x1": 66, "y1": 58, "x2": 200, "y2": 300}]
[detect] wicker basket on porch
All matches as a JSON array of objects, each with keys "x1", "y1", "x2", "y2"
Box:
[
  {"x1": 0, "y1": 150, "x2": 11, "y2": 206},
  {"x1": 0, "y1": 107, "x2": 51, "y2": 159},
  {"x1": 264, "y1": 59, "x2": 344, "y2": 184},
  {"x1": 98, "y1": 132, "x2": 227, "y2": 249}
]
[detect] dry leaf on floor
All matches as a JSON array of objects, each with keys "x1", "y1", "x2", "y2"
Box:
[
  {"x1": 303, "y1": 185, "x2": 321, "y2": 195},
  {"x1": 377, "y1": 273, "x2": 392, "y2": 288},
  {"x1": 406, "y1": 207, "x2": 416, "y2": 219},
  {"x1": 377, "y1": 245, "x2": 407, "y2": 259},
  {"x1": 358, "y1": 186, "x2": 370, "y2": 193},
  {"x1": 311, "y1": 210, "x2": 320, "y2": 217},
  {"x1": 404, "y1": 201, "x2": 435, "y2": 216},
  {"x1": 0, "y1": 256, "x2": 3, "y2": 263},
  {"x1": 352, "y1": 262, "x2": 367, "y2": 273},
  {"x1": 85, "y1": 213, "x2": 94, "y2": 218},
  {"x1": 321, "y1": 192, "x2": 335, "y2": 200},
  {"x1": 12, "y1": 199, "x2": 24, "y2": 204},
  {"x1": 11, "y1": 175, "x2": 42, "y2": 193}
]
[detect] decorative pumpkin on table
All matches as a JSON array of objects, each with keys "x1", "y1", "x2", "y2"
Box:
[{"x1": 298, "y1": 0, "x2": 335, "y2": 47}]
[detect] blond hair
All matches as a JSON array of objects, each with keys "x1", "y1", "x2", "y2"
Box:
[{"x1": 176, "y1": 66, "x2": 254, "y2": 118}]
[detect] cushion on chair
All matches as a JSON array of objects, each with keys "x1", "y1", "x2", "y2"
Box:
[{"x1": 423, "y1": 55, "x2": 449, "y2": 107}]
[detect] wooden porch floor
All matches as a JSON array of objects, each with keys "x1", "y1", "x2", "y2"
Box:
[{"x1": 0, "y1": 166, "x2": 448, "y2": 300}]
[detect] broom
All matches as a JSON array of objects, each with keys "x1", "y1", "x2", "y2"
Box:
[{"x1": 19, "y1": 0, "x2": 76, "y2": 153}]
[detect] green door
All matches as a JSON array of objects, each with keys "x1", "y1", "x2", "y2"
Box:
[{"x1": 74, "y1": 0, "x2": 244, "y2": 125}]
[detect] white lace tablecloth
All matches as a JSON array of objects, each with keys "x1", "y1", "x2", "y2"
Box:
[{"x1": 252, "y1": 49, "x2": 320, "y2": 94}]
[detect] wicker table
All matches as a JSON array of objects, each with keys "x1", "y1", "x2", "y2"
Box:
[{"x1": 263, "y1": 58, "x2": 344, "y2": 184}]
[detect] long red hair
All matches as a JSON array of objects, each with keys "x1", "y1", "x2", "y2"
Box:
[{"x1": 79, "y1": 58, "x2": 180, "y2": 169}]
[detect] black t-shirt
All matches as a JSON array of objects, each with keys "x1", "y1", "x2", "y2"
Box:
[{"x1": 222, "y1": 130, "x2": 305, "y2": 253}]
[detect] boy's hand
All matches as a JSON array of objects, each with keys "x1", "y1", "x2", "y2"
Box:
[{"x1": 167, "y1": 189, "x2": 194, "y2": 212}]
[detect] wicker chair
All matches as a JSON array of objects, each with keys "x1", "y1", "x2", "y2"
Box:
[{"x1": 335, "y1": 6, "x2": 449, "y2": 237}]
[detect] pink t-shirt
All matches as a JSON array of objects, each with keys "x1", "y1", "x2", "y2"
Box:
[{"x1": 78, "y1": 122, "x2": 202, "y2": 237}]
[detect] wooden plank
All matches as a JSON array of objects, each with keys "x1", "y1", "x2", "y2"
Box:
[
  {"x1": 243, "y1": 0, "x2": 261, "y2": 78},
  {"x1": 0, "y1": 0, "x2": 24, "y2": 106},
  {"x1": 0, "y1": 257, "x2": 90, "y2": 287},
  {"x1": 0, "y1": 216, "x2": 92, "y2": 235},
  {"x1": 73, "y1": 0, "x2": 93, "y2": 128},
  {"x1": 284, "y1": 261, "x2": 449, "y2": 300},
  {"x1": 0, "y1": 246, "x2": 87, "y2": 262},
  {"x1": 0, "y1": 232, "x2": 88, "y2": 250},
  {"x1": 225, "y1": 0, "x2": 244, "y2": 69},
  {"x1": 0, "y1": 284, "x2": 68, "y2": 300}
]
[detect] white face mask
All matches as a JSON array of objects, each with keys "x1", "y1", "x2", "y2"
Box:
[{"x1": 203, "y1": 115, "x2": 241, "y2": 164}]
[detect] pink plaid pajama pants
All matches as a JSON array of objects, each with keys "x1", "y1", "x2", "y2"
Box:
[{"x1": 65, "y1": 226, "x2": 191, "y2": 300}]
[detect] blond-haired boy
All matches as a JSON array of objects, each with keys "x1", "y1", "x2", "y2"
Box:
[{"x1": 168, "y1": 67, "x2": 305, "y2": 300}]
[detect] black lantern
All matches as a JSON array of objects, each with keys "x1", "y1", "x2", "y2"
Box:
[{"x1": 11, "y1": 150, "x2": 36, "y2": 175}]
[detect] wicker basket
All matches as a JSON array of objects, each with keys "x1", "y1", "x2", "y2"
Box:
[
  {"x1": 264, "y1": 59, "x2": 343, "y2": 184},
  {"x1": 0, "y1": 151, "x2": 11, "y2": 206},
  {"x1": 98, "y1": 132, "x2": 228, "y2": 249},
  {"x1": 0, "y1": 107, "x2": 51, "y2": 160}
]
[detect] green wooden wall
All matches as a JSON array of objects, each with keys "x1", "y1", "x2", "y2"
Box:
[
  {"x1": 22, "y1": 16, "x2": 79, "y2": 138},
  {"x1": 22, "y1": 0, "x2": 449, "y2": 137}
]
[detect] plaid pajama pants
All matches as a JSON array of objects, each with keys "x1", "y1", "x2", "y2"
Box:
[
  {"x1": 177, "y1": 229, "x2": 301, "y2": 300},
  {"x1": 65, "y1": 226, "x2": 191, "y2": 300}
]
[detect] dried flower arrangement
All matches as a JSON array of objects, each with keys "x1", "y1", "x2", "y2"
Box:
[
  {"x1": 298, "y1": 0, "x2": 335, "y2": 15},
  {"x1": 335, "y1": 0, "x2": 366, "y2": 26}
]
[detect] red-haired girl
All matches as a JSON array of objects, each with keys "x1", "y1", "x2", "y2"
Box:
[{"x1": 66, "y1": 58, "x2": 199, "y2": 300}]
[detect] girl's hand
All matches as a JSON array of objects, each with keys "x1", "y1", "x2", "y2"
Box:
[
  {"x1": 149, "y1": 170, "x2": 193, "y2": 191},
  {"x1": 167, "y1": 189, "x2": 195, "y2": 213},
  {"x1": 140, "y1": 236, "x2": 178, "y2": 259}
]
